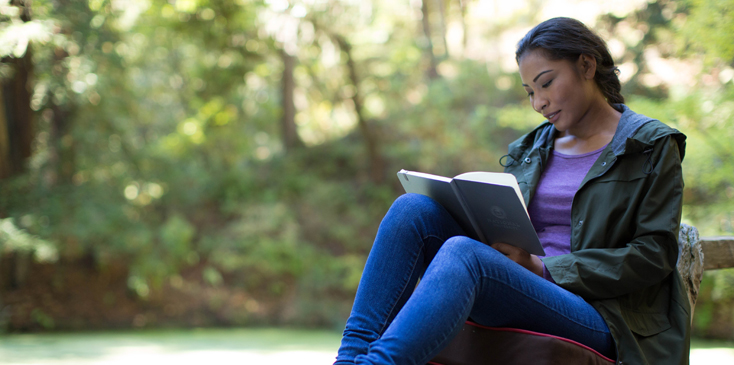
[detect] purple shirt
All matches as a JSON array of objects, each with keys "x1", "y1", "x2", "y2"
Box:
[{"x1": 527, "y1": 145, "x2": 606, "y2": 282}]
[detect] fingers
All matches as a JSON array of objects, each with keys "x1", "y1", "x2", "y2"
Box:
[
  {"x1": 490, "y1": 243, "x2": 543, "y2": 276},
  {"x1": 491, "y1": 242, "x2": 523, "y2": 256}
]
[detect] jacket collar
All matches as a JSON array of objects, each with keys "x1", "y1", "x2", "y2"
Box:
[{"x1": 509, "y1": 104, "x2": 665, "y2": 158}]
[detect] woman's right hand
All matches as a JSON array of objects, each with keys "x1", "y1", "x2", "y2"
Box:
[{"x1": 491, "y1": 242, "x2": 544, "y2": 277}]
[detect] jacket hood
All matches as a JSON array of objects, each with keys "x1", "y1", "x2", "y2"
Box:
[
  {"x1": 611, "y1": 103, "x2": 654, "y2": 155},
  {"x1": 612, "y1": 104, "x2": 686, "y2": 161}
]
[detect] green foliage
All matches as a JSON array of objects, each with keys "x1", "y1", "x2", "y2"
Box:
[
  {"x1": 0, "y1": 0, "x2": 53, "y2": 59},
  {"x1": 160, "y1": 215, "x2": 196, "y2": 264},
  {"x1": 0, "y1": 218, "x2": 57, "y2": 262},
  {"x1": 683, "y1": 0, "x2": 734, "y2": 63},
  {"x1": 30, "y1": 308, "x2": 55, "y2": 330},
  {"x1": 693, "y1": 269, "x2": 734, "y2": 338}
]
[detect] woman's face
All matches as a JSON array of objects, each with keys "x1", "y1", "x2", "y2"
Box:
[{"x1": 518, "y1": 49, "x2": 598, "y2": 134}]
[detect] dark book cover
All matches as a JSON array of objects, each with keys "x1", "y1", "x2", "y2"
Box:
[{"x1": 398, "y1": 170, "x2": 545, "y2": 256}]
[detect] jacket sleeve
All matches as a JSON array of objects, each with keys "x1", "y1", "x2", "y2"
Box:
[{"x1": 541, "y1": 135, "x2": 684, "y2": 300}]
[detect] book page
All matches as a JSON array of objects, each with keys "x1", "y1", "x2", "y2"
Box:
[
  {"x1": 454, "y1": 172, "x2": 528, "y2": 214},
  {"x1": 397, "y1": 170, "x2": 482, "y2": 242},
  {"x1": 398, "y1": 169, "x2": 452, "y2": 183}
]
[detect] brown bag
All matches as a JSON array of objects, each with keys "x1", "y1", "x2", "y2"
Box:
[{"x1": 428, "y1": 321, "x2": 615, "y2": 365}]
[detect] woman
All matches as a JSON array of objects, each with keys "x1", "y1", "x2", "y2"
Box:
[{"x1": 334, "y1": 17, "x2": 689, "y2": 365}]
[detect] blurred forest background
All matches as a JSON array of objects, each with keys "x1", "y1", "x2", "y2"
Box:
[{"x1": 0, "y1": 0, "x2": 733, "y2": 340}]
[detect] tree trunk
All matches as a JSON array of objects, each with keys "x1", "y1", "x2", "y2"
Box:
[
  {"x1": 459, "y1": 0, "x2": 468, "y2": 55},
  {"x1": 0, "y1": 86, "x2": 11, "y2": 179},
  {"x1": 50, "y1": 99, "x2": 75, "y2": 184},
  {"x1": 280, "y1": 49, "x2": 302, "y2": 152},
  {"x1": 0, "y1": 0, "x2": 35, "y2": 179},
  {"x1": 41, "y1": 40, "x2": 75, "y2": 186},
  {"x1": 437, "y1": 0, "x2": 449, "y2": 59},
  {"x1": 332, "y1": 35, "x2": 384, "y2": 183},
  {"x1": 421, "y1": 0, "x2": 440, "y2": 79}
]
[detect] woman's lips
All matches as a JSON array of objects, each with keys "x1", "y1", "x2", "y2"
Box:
[{"x1": 545, "y1": 111, "x2": 560, "y2": 123}]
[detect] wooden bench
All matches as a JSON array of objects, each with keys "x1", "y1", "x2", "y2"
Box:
[
  {"x1": 429, "y1": 224, "x2": 734, "y2": 365},
  {"x1": 699, "y1": 236, "x2": 734, "y2": 270}
]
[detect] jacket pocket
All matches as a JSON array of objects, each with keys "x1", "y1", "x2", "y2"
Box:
[
  {"x1": 619, "y1": 283, "x2": 672, "y2": 337},
  {"x1": 622, "y1": 309, "x2": 671, "y2": 337}
]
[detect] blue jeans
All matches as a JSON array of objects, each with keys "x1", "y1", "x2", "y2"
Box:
[{"x1": 334, "y1": 194, "x2": 615, "y2": 365}]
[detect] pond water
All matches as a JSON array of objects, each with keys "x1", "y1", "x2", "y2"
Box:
[{"x1": 0, "y1": 328, "x2": 732, "y2": 364}]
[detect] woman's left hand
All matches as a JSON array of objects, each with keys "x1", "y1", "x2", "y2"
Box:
[{"x1": 491, "y1": 242, "x2": 544, "y2": 277}]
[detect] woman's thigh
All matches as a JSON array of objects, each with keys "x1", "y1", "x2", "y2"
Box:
[{"x1": 453, "y1": 238, "x2": 615, "y2": 358}]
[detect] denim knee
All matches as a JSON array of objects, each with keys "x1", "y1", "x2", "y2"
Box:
[
  {"x1": 440, "y1": 236, "x2": 484, "y2": 254},
  {"x1": 432, "y1": 236, "x2": 484, "y2": 269},
  {"x1": 391, "y1": 193, "x2": 444, "y2": 216},
  {"x1": 434, "y1": 236, "x2": 506, "y2": 273}
]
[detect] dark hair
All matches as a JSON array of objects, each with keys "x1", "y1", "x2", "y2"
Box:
[{"x1": 516, "y1": 17, "x2": 624, "y2": 105}]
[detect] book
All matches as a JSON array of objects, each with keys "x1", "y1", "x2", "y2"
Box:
[{"x1": 397, "y1": 169, "x2": 545, "y2": 256}]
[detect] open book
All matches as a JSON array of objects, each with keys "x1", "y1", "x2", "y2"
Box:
[{"x1": 397, "y1": 170, "x2": 545, "y2": 256}]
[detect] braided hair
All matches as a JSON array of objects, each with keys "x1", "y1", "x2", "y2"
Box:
[{"x1": 516, "y1": 17, "x2": 624, "y2": 105}]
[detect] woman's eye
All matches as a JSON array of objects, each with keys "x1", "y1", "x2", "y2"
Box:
[
  {"x1": 542, "y1": 79, "x2": 553, "y2": 88},
  {"x1": 526, "y1": 91, "x2": 534, "y2": 97}
]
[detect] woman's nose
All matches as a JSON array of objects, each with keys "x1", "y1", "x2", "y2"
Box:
[{"x1": 533, "y1": 97, "x2": 547, "y2": 113}]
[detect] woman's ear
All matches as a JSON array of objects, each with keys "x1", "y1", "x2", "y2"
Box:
[{"x1": 577, "y1": 54, "x2": 597, "y2": 80}]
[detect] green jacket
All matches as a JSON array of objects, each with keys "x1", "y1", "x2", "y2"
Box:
[{"x1": 503, "y1": 105, "x2": 689, "y2": 365}]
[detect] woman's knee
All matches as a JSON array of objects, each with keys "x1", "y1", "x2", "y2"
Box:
[
  {"x1": 435, "y1": 236, "x2": 482, "y2": 263},
  {"x1": 436, "y1": 237, "x2": 504, "y2": 266},
  {"x1": 389, "y1": 193, "x2": 445, "y2": 219},
  {"x1": 423, "y1": 237, "x2": 488, "y2": 282},
  {"x1": 441, "y1": 236, "x2": 478, "y2": 252}
]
